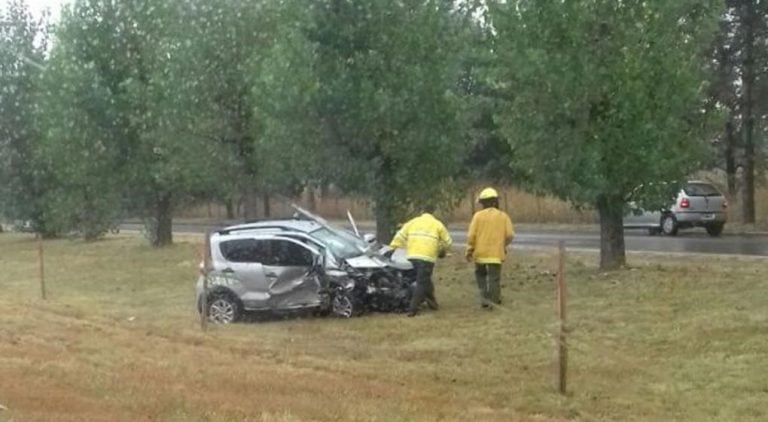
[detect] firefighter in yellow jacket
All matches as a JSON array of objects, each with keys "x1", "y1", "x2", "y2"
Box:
[
  {"x1": 389, "y1": 204, "x2": 452, "y2": 317},
  {"x1": 466, "y1": 188, "x2": 514, "y2": 308}
]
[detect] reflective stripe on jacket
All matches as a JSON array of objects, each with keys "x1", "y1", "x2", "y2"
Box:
[
  {"x1": 467, "y1": 208, "x2": 514, "y2": 264},
  {"x1": 389, "y1": 213, "x2": 452, "y2": 262}
]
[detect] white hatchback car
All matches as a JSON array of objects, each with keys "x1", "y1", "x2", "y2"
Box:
[{"x1": 623, "y1": 181, "x2": 728, "y2": 236}]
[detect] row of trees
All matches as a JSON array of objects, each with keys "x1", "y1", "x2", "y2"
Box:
[
  {"x1": 710, "y1": 0, "x2": 768, "y2": 224},
  {"x1": 1, "y1": 0, "x2": 763, "y2": 269}
]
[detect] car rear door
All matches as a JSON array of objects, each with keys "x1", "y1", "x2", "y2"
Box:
[
  {"x1": 216, "y1": 237, "x2": 271, "y2": 309},
  {"x1": 261, "y1": 238, "x2": 323, "y2": 309}
]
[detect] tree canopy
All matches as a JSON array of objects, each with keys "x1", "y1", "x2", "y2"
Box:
[
  {"x1": 0, "y1": 0, "x2": 738, "y2": 269},
  {"x1": 488, "y1": 0, "x2": 723, "y2": 268}
]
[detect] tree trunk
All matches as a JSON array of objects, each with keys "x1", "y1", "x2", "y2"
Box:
[
  {"x1": 152, "y1": 193, "x2": 173, "y2": 247},
  {"x1": 597, "y1": 195, "x2": 626, "y2": 270},
  {"x1": 374, "y1": 199, "x2": 396, "y2": 246},
  {"x1": 724, "y1": 120, "x2": 737, "y2": 199},
  {"x1": 262, "y1": 192, "x2": 271, "y2": 218},
  {"x1": 743, "y1": 133, "x2": 756, "y2": 223},
  {"x1": 307, "y1": 184, "x2": 317, "y2": 212},
  {"x1": 242, "y1": 188, "x2": 256, "y2": 219},
  {"x1": 374, "y1": 160, "x2": 397, "y2": 244},
  {"x1": 740, "y1": 1, "x2": 757, "y2": 224},
  {"x1": 225, "y1": 199, "x2": 235, "y2": 220}
]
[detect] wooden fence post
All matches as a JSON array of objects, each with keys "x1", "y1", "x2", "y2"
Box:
[
  {"x1": 556, "y1": 241, "x2": 568, "y2": 394},
  {"x1": 38, "y1": 235, "x2": 47, "y2": 300},
  {"x1": 200, "y1": 231, "x2": 211, "y2": 331}
]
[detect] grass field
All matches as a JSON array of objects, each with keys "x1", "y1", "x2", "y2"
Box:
[{"x1": 0, "y1": 234, "x2": 766, "y2": 421}]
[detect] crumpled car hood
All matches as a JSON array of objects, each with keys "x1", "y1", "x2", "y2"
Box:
[
  {"x1": 345, "y1": 254, "x2": 413, "y2": 271},
  {"x1": 345, "y1": 255, "x2": 387, "y2": 269}
]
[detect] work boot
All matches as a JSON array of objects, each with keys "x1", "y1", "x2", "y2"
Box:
[{"x1": 426, "y1": 298, "x2": 439, "y2": 310}]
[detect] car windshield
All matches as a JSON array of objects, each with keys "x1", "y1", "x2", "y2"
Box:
[
  {"x1": 310, "y1": 227, "x2": 366, "y2": 259},
  {"x1": 684, "y1": 183, "x2": 721, "y2": 197}
]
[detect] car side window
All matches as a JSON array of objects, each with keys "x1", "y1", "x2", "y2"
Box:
[
  {"x1": 266, "y1": 239, "x2": 314, "y2": 267},
  {"x1": 219, "y1": 239, "x2": 269, "y2": 263}
]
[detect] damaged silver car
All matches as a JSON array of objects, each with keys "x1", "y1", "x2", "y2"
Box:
[{"x1": 196, "y1": 206, "x2": 416, "y2": 323}]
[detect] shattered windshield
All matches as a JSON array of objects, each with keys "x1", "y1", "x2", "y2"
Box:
[{"x1": 310, "y1": 227, "x2": 366, "y2": 260}]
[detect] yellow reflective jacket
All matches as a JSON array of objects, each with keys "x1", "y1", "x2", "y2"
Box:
[
  {"x1": 467, "y1": 207, "x2": 514, "y2": 264},
  {"x1": 389, "y1": 213, "x2": 452, "y2": 262}
]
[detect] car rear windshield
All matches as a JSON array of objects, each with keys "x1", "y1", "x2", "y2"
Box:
[
  {"x1": 683, "y1": 183, "x2": 721, "y2": 197},
  {"x1": 310, "y1": 227, "x2": 365, "y2": 259}
]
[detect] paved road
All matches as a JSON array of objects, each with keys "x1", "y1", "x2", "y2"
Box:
[
  {"x1": 122, "y1": 221, "x2": 768, "y2": 257},
  {"x1": 512, "y1": 230, "x2": 768, "y2": 256}
]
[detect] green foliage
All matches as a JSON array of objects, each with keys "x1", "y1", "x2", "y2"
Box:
[
  {"x1": 37, "y1": 0, "x2": 234, "y2": 243},
  {"x1": 3, "y1": 0, "x2": 736, "y2": 254},
  {"x1": 257, "y1": 0, "x2": 471, "y2": 240},
  {"x1": 181, "y1": 0, "x2": 279, "y2": 205},
  {"x1": 491, "y1": 0, "x2": 722, "y2": 205},
  {"x1": 489, "y1": 0, "x2": 723, "y2": 267},
  {"x1": 250, "y1": 1, "x2": 326, "y2": 198},
  {"x1": 0, "y1": 0, "x2": 53, "y2": 234}
]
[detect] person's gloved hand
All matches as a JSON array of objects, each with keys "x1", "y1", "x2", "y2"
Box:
[
  {"x1": 465, "y1": 248, "x2": 473, "y2": 262},
  {"x1": 438, "y1": 249, "x2": 447, "y2": 259}
]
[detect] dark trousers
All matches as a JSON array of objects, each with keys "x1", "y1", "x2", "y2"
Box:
[
  {"x1": 475, "y1": 263, "x2": 502, "y2": 305},
  {"x1": 409, "y1": 259, "x2": 436, "y2": 313}
]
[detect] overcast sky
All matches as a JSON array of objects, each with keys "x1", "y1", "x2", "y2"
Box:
[{"x1": 27, "y1": 0, "x2": 66, "y2": 19}]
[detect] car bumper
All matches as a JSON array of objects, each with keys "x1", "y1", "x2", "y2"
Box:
[{"x1": 675, "y1": 212, "x2": 726, "y2": 224}]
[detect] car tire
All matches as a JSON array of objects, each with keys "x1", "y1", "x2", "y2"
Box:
[
  {"x1": 331, "y1": 292, "x2": 361, "y2": 318},
  {"x1": 206, "y1": 292, "x2": 241, "y2": 324},
  {"x1": 661, "y1": 214, "x2": 678, "y2": 236},
  {"x1": 706, "y1": 222, "x2": 724, "y2": 237}
]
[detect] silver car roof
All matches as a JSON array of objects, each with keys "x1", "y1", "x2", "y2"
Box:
[
  {"x1": 211, "y1": 232, "x2": 322, "y2": 254},
  {"x1": 216, "y1": 219, "x2": 322, "y2": 235}
]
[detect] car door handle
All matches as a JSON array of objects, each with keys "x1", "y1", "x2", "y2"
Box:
[{"x1": 222, "y1": 268, "x2": 235, "y2": 274}]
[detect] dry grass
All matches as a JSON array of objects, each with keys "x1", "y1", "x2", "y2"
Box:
[
  {"x1": 179, "y1": 186, "x2": 595, "y2": 224},
  {"x1": 180, "y1": 178, "x2": 768, "y2": 227},
  {"x1": 1, "y1": 233, "x2": 767, "y2": 421}
]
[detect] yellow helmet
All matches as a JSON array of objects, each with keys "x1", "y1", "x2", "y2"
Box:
[{"x1": 478, "y1": 187, "x2": 499, "y2": 201}]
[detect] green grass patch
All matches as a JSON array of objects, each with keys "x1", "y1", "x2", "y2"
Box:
[{"x1": 0, "y1": 233, "x2": 766, "y2": 421}]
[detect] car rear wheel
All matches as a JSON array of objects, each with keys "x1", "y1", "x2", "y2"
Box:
[
  {"x1": 706, "y1": 222, "x2": 724, "y2": 237},
  {"x1": 661, "y1": 214, "x2": 678, "y2": 236},
  {"x1": 206, "y1": 292, "x2": 241, "y2": 324}
]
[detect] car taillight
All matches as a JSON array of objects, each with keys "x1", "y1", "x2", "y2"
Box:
[{"x1": 679, "y1": 197, "x2": 690, "y2": 208}]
